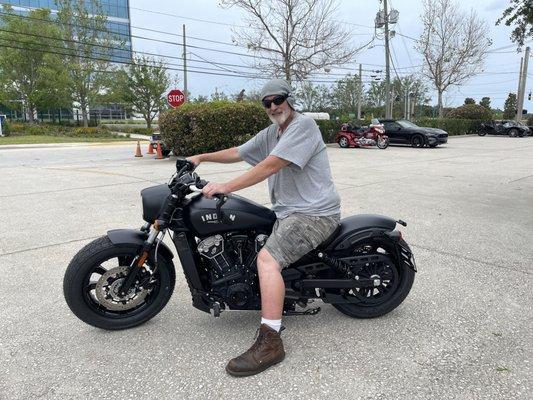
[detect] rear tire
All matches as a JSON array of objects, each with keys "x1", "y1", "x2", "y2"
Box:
[
  {"x1": 63, "y1": 236, "x2": 175, "y2": 330},
  {"x1": 508, "y1": 128, "x2": 519, "y2": 137},
  {"x1": 329, "y1": 239, "x2": 415, "y2": 318}
]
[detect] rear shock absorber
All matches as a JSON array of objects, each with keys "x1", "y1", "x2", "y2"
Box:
[{"x1": 317, "y1": 252, "x2": 354, "y2": 278}]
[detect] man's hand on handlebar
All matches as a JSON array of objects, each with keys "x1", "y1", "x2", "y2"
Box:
[
  {"x1": 202, "y1": 182, "x2": 231, "y2": 199},
  {"x1": 186, "y1": 155, "x2": 202, "y2": 167}
]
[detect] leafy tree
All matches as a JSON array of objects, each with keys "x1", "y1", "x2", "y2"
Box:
[
  {"x1": 503, "y1": 93, "x2": 517, "y2": 119},
  {"x1": 480, "y1": 97, "x2": 491, "y2": 109},
  {"x1": 464, "y1": 97, "x2": 475, "y2": 104},
  {"x1": 109, "y1": 57, "x2": 171, "y2": 129},
  {"x1": 366, "y1": 81, "x2": 387, "y2": 107},
  {"x1": 0, "y1": 7, "x2": 70, "y2": 123},
  {"x1": 496, "y1": 0, "x2": 533, "y2": 47},
  {"x1": 210, "y1": 89, "x2": 229, "y2": 101},
  {"x1": 329, "y1": 74, "x2": 362, "y2": 115},
  {"x1": 296, "y1": 81, "x2": 331, "y2": 112},
  {"x1": 56, "y1": 0, "x2": 119, "y2": 127},
  {"x1": 191, "y1": 95, "x2": 209, "y2": 103},
  {"x1": 447, "y1": 104, "x2": 492, "y2": 119},
  {"x1": 391, "y1": 75, "x2": 430, "y2": 118}
]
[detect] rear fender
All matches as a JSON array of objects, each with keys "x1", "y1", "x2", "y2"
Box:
[
  {"x1": 325, "y1": 214, "x2": 397, "y2": 251},
  {"x1": 107, "y1": 229, "x2": 175, "y2": 261}
]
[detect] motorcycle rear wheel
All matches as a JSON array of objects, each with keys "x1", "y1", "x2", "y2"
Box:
[
  {"x1": 330, "y1": 240, "x2": 415, "y2": 318},
  {"x1": 63, "y1": 236, "x2": 175, "y2": 330}
]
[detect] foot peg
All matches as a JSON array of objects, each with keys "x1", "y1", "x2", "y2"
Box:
[{"x1": 283, "y1": 306, "x2": 321, "y2": 316}]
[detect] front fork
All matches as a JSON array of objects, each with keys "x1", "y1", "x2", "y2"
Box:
[{"x1": 118, "y1": 222, "x2": 163, "y2": 297}]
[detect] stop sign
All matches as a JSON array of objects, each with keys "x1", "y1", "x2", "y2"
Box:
[{"x1": 167, "y1": 89, "x2": 185, "y2": 108}]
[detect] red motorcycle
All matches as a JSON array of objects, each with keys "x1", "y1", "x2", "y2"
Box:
[{"x1": 335, "y1": 121, "x2": 389, "y2": 149}]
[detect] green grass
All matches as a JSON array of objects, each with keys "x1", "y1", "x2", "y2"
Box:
[{"x1": 0, "y1": 135, "x2": 135, "y2": 145}]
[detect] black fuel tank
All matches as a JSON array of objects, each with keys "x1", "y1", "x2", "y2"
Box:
[{"x1": 183, "y1": 193, "x2": 276, "y2": 237}]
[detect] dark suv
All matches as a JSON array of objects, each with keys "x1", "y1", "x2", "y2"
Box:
[{"x1": 379, "y1": 119, "x2": 448, "y2": 148}]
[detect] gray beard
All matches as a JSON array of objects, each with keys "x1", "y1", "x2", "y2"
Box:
[{"x1": 268, "y1": 110, "x2": 291, "y2": 126}]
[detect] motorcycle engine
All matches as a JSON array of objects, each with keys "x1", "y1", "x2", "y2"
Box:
[{"x1": 197, "y1": 233, "x2": 268, "y2": 309}]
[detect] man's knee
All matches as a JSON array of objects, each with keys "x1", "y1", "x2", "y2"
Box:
[{"x1": 257, "y1": 249, "x2": 281, "y2": 273}]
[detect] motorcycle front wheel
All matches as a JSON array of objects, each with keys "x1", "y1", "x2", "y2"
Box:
[
  {"x1": 63, "y1": 236, "x2": 175, "y2": 330},
  {"x1": 377, "y1": 137, "x2": 389, "y2": 149}
]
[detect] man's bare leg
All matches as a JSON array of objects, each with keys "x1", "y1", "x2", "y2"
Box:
[
  {"x1": 257, "y1": 248, "x2": 285, "y2": 319},
  {"x1": 225, "y1": 248, "x2": 286, "y2": 376}
]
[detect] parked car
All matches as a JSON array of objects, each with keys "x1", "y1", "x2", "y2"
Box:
[
  {"x1": 150, "y1": 132, "x2": 172, "y2": 156},
  {"x1": 378, "y1": 119, "x2": 448, "y2": 147},
  {"x1": 479, "y1": 120, "x2": 530, "y2": 137}
]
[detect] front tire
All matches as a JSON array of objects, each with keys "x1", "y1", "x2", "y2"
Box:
[
  {"x1": 377, "y1": 136, "x2": 389, "y2": 149},
  {"x1": 411, "y1": 135, "x2": 425, "y2": 148},
  {"x1": 338, "y1": 137, "x2": 350, "y2": 148},
  {"x1": 63, "y1": 236, "x2": 175, "y2": 330},
  {"x1": 508, "y1": 128, "x2": 519, "y2": 137}
]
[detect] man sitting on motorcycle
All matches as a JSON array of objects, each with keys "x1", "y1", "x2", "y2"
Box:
[{"x1": 187, "y1": 79, "x2": 341, "y2": 377}]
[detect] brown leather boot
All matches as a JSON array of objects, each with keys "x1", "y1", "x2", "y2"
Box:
[{"x1": 226, "y1": 324, "x2": 285, "y2": 377}]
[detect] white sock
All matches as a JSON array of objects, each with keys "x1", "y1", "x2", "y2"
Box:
[{"x1": 261, "y1": 317, "x2": 282, "y2": 332}]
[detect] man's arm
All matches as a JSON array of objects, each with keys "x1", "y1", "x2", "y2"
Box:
[
  {"x1": 202, "y1": 155, "x2": 290, "y2": 198},
  {"x1": 188, "y1": 147, "x2": 242, "y2": 166}
]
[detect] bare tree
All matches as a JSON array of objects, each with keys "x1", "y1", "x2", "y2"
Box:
[
  {"x1": 221, "y1": 0, "x2": 357, "y2": 83},
  {"x1": 416, "y1": 0, "x2": 491, "y2": 117}
]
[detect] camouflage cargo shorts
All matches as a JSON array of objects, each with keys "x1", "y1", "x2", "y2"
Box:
[{"x1": 263, "y1": 213, "x2": 341, "y2": 269}]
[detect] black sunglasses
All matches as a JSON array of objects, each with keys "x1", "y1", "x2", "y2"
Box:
[{"x1": 262, "y1": 94, "x2": 288, "y2": 108}]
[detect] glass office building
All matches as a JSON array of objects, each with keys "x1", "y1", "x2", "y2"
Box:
[
  {"x1": 1, "y1": 1, "x2": 133, "y2": 121},
  {"x1": 1, "y1": 0, "x2": 132, "y2": 62}
]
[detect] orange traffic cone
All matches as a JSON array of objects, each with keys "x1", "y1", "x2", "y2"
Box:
[
  {"x1": 147, "y1": 141, "x2": 154, "y2": 154},
  {"x1": 134, "y1": 140, "x2": 143, "y2": 157},
  {"x1": 155, "y1": 141, "x2": 164, "y2": 159}
]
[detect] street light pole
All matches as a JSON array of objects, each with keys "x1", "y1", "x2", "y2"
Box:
[{"x1": 384, "y1": 0, "x2": 391, "y2": 118}]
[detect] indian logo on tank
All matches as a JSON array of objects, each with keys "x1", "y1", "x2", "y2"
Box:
[
  {"x1": 201, "y1": 213, "x2": 218, "y2": 223},
  {"x1": 200, "y1": 213, "x2": 237, "y2": 223}
]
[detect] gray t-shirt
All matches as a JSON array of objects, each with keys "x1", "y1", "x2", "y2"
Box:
[{"x1": 237, "y1": 113, "x2": 341, "y2": 218}]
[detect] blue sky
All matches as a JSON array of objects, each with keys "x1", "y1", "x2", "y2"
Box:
[{"x1": 129, "y1": 0, "x2": 529, "y2": 109}]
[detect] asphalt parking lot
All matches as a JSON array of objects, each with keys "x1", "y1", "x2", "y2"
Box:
[{"x1": 0, "y1": 136, "x2": 531, "y2": 399}]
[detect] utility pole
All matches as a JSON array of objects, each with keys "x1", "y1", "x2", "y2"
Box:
[
  {"x1": 517, "y1": 46, "x2": 530, "y2": 121},
  {"x1": 384, "y1": 0, "x2": 391, "y2": 118},
  {"x1": 516, "y1": 57, "x2": 523, "y2": 121},
  {"x1": 357, "y1": 63, "x2": 362, "y2": 120},
  {"x1": 183, "y1": 24, "x2": 188, "y2": 102},
  {"x1": 404, "y1": 89, "x2": 409, "y2": 120}
]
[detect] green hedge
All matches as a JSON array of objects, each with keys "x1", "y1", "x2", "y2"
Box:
[
  {"x1": 5, "y1": 123, "x2": 119, "y2": 138},
  {"x1": 105, "y1": 125, "x2": 154, "y2": 135},
  {"x1": 413, "y1": 118, "x2": 486, "y2": 135},
  {"x1": 159, "y1": 101, "x2": 270, "y2": 156}
]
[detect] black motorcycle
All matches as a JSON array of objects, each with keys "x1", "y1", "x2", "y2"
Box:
[{"x1": 63, "y1": 158, "x2": 416, "y2": 330}]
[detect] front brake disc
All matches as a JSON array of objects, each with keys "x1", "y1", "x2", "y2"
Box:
[{"x1": 95, "y1": 266, "x2": 150, "y2": 311}]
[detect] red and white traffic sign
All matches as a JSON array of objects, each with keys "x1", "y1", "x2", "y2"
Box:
[{"x1": 167, "y1": 89, "x2": 185, "y2": 108}]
